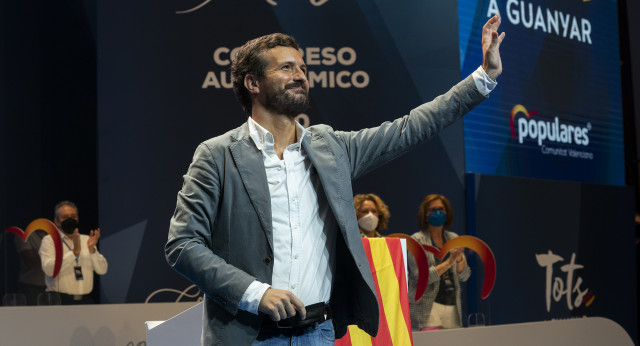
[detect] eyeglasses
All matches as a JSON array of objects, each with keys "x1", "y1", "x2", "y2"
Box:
[{"x1": 427, "y1": 207, "x2": 445, "y2": 213}]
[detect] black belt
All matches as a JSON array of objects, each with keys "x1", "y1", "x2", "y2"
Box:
[
  {"x1": 260, "y1": 302, "x2": 332, "y2": 337},
  {"x1": 59, "y1": 293, "x2": 90, "y2": 301}
]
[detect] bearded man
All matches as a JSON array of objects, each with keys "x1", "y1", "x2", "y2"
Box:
[{"x1": 166, "y1": 14, "x2": 505, "y2": 345}]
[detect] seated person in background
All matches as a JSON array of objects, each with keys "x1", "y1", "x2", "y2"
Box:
[
  {"x1": 14, "y1": 228, "x2": 47, "y2": 305},
  {"x1": 39, "y1": 201, "x2": 108, "y2": 304},
  {"x1": 353, "y1": 193, "x2": 390, "y2": 238},
  {"x1": 408, "y1": 194, "x2": 470, "y2": 330}
]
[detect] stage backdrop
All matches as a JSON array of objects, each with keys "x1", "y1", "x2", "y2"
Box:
[
  {"x1": 459, "y1": 0, "x2": 625, "y2": 185},
  {"x1": 97, "y1": 0, "x2": 471, "y2": 303},
  {"x1": 465, "y1": 173, "x2": 637, "y2": 342},
  {"x1": 97, "y1": 3, "x2": 636, "y2": 343}
]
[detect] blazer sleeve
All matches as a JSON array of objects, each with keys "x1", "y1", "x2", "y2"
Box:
[
  {"x1": 334, "y1": 74, "x2": 486, "y2": 180},
  {"x1": 165, "y1": 143, "x2": 255, "y2": 315}
]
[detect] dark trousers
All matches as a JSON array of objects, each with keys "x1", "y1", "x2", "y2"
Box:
[{"x1": 58, "y1": 293, "x2": 94, "y2": 305}]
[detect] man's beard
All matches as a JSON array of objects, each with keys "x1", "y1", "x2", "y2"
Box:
[{"x1": 263, "y1": 82, "x2": 309, "y2": 117}]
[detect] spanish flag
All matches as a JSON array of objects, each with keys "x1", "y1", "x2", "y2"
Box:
[{"x1": 335, "y1": 238, "x2": 413, "y2": 346}]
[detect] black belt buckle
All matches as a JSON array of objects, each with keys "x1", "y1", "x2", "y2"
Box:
[{"x1": 275, "y1": 302, "x2": 330, "y2": 329}]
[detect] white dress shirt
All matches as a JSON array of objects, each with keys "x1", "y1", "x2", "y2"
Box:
[
  {"x1": 473, "y1": 66, "x2": 497, "y2": 96},
  {"x1": 39, "y1": 229, "x2": 108, "y2": 295},
  {"x1": 239, "y1": 117, "x2": 337, "y2": 314}
]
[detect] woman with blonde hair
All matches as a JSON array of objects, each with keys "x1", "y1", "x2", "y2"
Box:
[{"x1": 353, "y1": 193, "x2": 390, "y2": 238}]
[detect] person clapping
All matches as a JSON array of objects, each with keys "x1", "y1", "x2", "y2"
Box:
[{"x1": 408, "y1": 194, "x2": 470, "y2": 330}]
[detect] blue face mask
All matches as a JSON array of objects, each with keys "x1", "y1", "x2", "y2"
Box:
[{"x1": 428, "y1": 210, "x2": 447, "y2": 227}]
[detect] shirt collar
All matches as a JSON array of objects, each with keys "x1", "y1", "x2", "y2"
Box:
[{"x1": 247, "y1": 117, "x2": 307, "y2": 153}]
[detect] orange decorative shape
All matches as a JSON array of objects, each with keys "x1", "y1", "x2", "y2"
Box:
[
  {"x1": 5, "y1": 218, "x2": 63, "y2": 278},
  {"x1": 388, "y1": 234, "x2": 496, "y2": 300}
]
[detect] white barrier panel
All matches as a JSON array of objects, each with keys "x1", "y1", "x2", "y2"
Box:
[
  {"x1": 0, "y1": 302, "x2": 198, "y2": 346},
  {"x1": 146, "y1": 301, "x2": 203, "y2": 345},
  {"x1": 413, "y1": 317, "x2": 634, "y2": 346},
  {"x1": 146, "y1": 304, "x2": 633, "y2": 346},
  {"x1": 4, "y1": 302, "x2": 630, "y2": 346}
]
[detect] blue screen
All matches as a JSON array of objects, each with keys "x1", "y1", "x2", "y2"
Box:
[{"x1": 460, "y1": 0, "x2": 624, "y2": 185}]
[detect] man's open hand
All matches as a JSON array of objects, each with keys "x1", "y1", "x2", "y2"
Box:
[
  {"x1": 87, "y1": 228, "x2": 101, "y2": 254},
  {"x1": 482, "y1": 14, "x2": 506, "y2": 80}
]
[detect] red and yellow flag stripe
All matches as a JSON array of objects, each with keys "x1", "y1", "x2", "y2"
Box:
[{"x1": 336, "y1": 238, "x2": 413, "y2": 346}]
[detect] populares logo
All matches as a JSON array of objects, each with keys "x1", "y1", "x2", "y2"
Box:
[
  {"x1": 536, "y1": 250, "x2": 595, "y2": 312},
  {"x1": 5, "y1": 219, "x2": 63, "y2": 278},
  {"x1": 510, "y1": 104, "x2": 590, "y2": 146},
  {"x1": 510, "y1": 104, "x2": 594, "y2": 159}
]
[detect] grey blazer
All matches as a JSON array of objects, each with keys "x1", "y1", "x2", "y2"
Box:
[{"x1": 165, "y1": 75, "x2": 486, "y2": 345}]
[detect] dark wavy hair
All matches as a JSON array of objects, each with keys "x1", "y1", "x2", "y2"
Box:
[
  {"x1": 231, "y1": 33, "x2": 300, "y2": 115},
  {"x1": 417, "y1": 194, "x2": 453, "y2": 230}
]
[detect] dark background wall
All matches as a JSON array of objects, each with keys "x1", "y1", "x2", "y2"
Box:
[
  {"x1": 621, "y1": 0, "x2": 640, "y2": 204},
  {"x1": 465, "y1": 173, "x2": 636, "y2": 339},
  {"x1": 1, "y1": 0, "x2": 99, "y2": 297}
]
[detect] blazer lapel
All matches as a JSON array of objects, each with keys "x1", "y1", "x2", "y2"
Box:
[
  {"x1": 229, "y1": 126, "x2": 274, "y2": 250},
  {"x1": 302, "y1": 131, "x2": 349, "y2": 239}
]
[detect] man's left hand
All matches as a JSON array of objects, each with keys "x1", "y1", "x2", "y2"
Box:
[
  {"x1": 482, "y1": 14, "x2": 506, "y2": 81},
  {"x1": 87, "y1": 228, "x2": 101, "y2": 254}
]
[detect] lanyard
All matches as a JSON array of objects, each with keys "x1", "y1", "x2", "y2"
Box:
[
  {"x1": 429, "y1": 231, "x2": 451, "y2": 264},
  {"x1": 61, "y1": 238, "x2": 80, "y2": 265},
  {"x1": 428, "y1": 230, "x2": 446, "y2": 250}
]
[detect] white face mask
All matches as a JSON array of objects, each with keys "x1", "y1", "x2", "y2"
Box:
[{"x1": 358, "y1": 212, "x2": 379, "y2": 232}]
